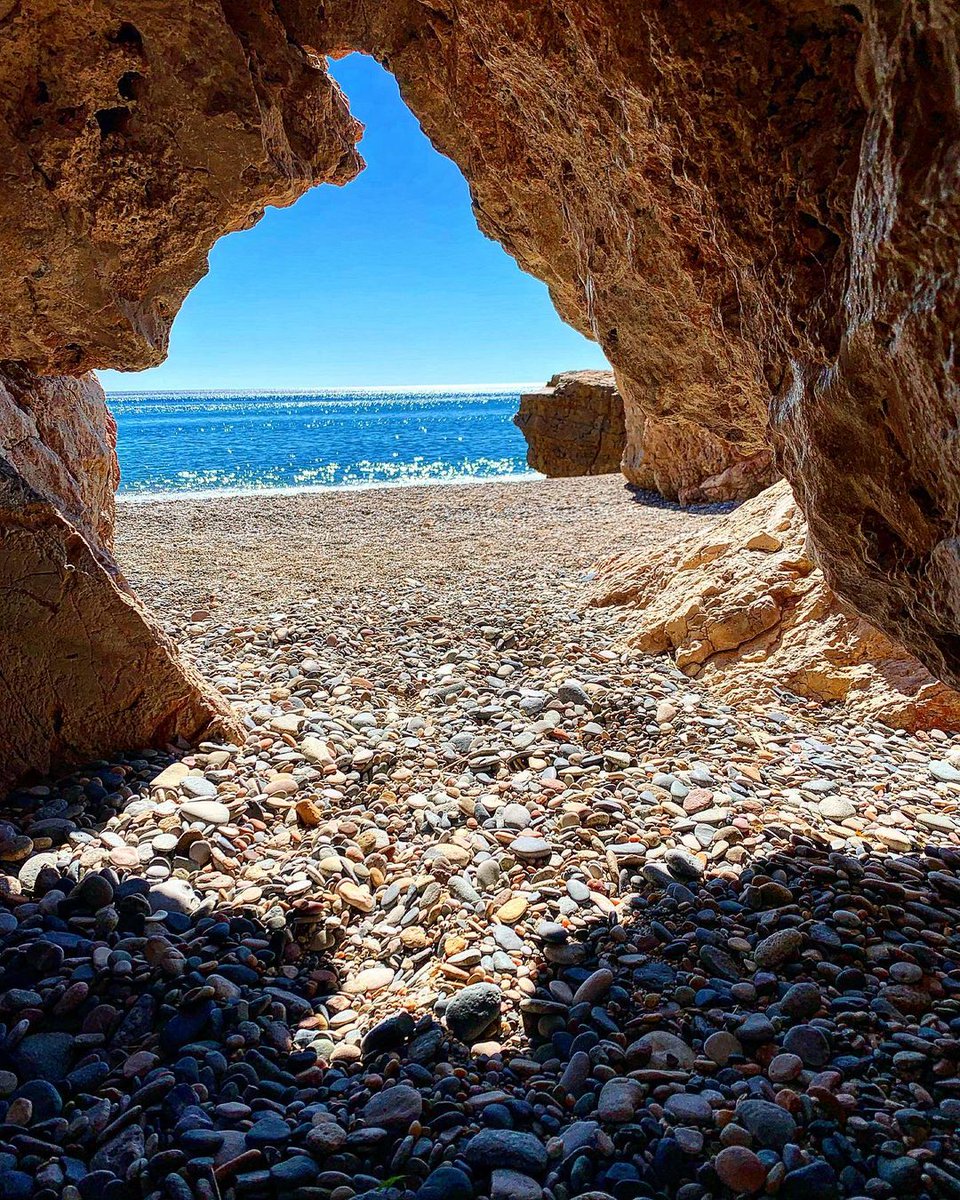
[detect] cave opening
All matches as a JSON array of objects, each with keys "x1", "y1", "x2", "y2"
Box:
[
  {"x1": 1, "y1": 8, "x2": 960, "y2": 1195},
  {"x1": 99, "y1": 53, "x2": 608, "y2": 499}
]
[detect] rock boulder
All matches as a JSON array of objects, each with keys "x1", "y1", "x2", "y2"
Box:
[
  {"x1": 514, "y1": 371, "x2": 625, "y2": 477},
  {"x1": 623, "y1": 414, "x2": 778, "y2": 506},
  {"x1": 0, "y1": 457, "x2": 240, "y2": 791},
  {"x1": 590, "y1": 482, "x2": 960, "y2": 732},
  {"x1": 516, "y1": 371, "x2": 778, "y2": 503},
  {"x1": 0, "y1": 367, "x2": 240, "y2": 792}
]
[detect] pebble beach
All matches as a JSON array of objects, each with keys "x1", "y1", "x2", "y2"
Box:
[{"x1": 2, "y1": 475, "x2": 960, "y2": 1200}]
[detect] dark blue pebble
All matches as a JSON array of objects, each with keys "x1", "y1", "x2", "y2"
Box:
[
  {"x1": 416, "y1": 1166, "x2": 474, "y2": 1200},
  {"x1": 780, "y1": 1160, "x2": 839, "y2": 1200}
]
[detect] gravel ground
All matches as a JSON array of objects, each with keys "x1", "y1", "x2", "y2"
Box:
[{"x1": 1, "y1": 475, "x2": 959, "y2": 1200}]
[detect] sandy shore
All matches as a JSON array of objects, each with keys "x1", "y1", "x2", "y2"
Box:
[{"x1": 115, "y1": 474, "x2": 713, "y2": 614}]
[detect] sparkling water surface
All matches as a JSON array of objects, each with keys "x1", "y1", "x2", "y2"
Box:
[{"x1": 108, "y1": 386, "x2": 540, "y2": 497}]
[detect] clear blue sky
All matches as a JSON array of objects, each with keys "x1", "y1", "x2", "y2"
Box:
[{"x1": 100, "y1": 54, "x2": 607, "y2": 392}]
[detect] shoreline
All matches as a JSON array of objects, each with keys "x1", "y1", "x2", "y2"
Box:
[
  {"x1": 115, "y1": 468, "x2": 544, "y2": 505},
  {"x1": 113, "y1": 474, "x2": 708, "y2": 613}
]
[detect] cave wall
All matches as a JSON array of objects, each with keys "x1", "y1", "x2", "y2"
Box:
[
  {"x1": 0, "y1": 366, "x2": 118, "y2": 552},
  {"x1": 0, "y1": 0, "x2": 362, "y2": 787},
  {"x1": 0, "y1": 366, "x2": 242, "y2": 792},
  {"x1": 293, "y1": 0, "x2": 958, "y2": 686},
  {"x1": 0, "y1": 455, "x2": 240, "y2": 791},
  {"x1": 0, "y1": 0, "x2": 362, "y2": 374}
]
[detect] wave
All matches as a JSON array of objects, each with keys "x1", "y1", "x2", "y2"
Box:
[{"x1": 117, "y1": 468, "x2": 542, "y2": 504}]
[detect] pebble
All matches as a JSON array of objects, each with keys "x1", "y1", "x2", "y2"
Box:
[
  {"x1": 179, "y1": 799, "x2": 231, "y2": 824},
  {"x1": 465, "y1": 1130, "x2": 548, "y2": 1176},
  {"x1": 753, "y1": 928, "x2": 803, "y2": 967},
  {"x1": 597, "y1": 1077, "x2": 644, "y2": 1121},
  {"x1": 444, "y1": 982, "x2": 502, "y2": 1043},
  {"x1": 715, "y1": 1145, "x2": 768, "y2": 1193},
  {"x1": 737, "y1": 1099, "x2": 798, "y2": 1150},
  {"x1": 362, "y1": 1084, "x2": 422, "y2": 1129},
  {"x1": 491, "y1": 1171, "x2": 542, "y2": 1200}
]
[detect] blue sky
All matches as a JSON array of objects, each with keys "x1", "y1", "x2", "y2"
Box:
[{"x1": 100, "y1": 54, "x2": 607, "y2": 392}]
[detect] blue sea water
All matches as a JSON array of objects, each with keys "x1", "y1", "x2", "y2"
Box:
[{"x1": 108, "y1": 386, "x2": 540, "y2": 498}]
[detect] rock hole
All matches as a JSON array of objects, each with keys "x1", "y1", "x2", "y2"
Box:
[
  {"x1": 108, "y1": 22, "x2": 144, "y2": 53},
  {"x1": 909, "y1": 484, "x2": 940, "y2": 522},
  {"x1": 35, "y1": 80, "x2": 50, "y2": 104},
  {"x1": 95, "y1": 106, "x2": 131, "y2": 139},
  {"x1": 934, "y1": 631, "x2": 960, "y2": 662},
  {"x1": 118, "y1": 71, "x2": 144, "y2": 101}
]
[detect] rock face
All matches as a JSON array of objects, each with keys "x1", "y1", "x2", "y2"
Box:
[
  {"x1": 0, "y1": 365, "x2": 118, "y2": 552},
  {"x1": 0, "y1": 0, "x2": 361, "y2": 786},
  {"x1": 624, "y1": 414, "x2": 778, "y2": 506},
  {"x1": 514, "y1": 371, "x2": 625, "y2": 477},
  {"x1": 0, "y1": 0, "x2": 362, "y2": 373},
  {"x1": 0, "y1": 367, "x2": 240, "y2": 791},
  {"x1": 516, "y1": 371, "x2": 777, "y2": 503},
  {"x1": 0, "y1": 0, "x2": 957, "y2": 774},
  {"x1": 590, "y1": 482, "x2": 960, "y2": 732},
  {"x1": 302, "y1": 0, "x2": 958, "y2": 685},
  {"x1": 0, "y1": 458, "x2": 240, "y2": 792}
]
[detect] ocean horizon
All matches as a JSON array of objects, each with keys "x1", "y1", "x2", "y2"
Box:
[{"x1": 107, "y1": 384, "x2": 544, "y2": 499}]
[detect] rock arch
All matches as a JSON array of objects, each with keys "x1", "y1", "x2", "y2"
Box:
[{"x1": 0, "y1": 0, "x2": 957, "y2": 787}]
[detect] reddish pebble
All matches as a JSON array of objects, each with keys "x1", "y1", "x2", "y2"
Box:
[{"x1": 715, "y1": 1146, "x2": 767, "y2": 1193}]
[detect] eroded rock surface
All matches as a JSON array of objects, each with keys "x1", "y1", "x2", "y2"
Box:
[
  {"x1": 517, "y1": 370, "x2": 778, "y2": 502},
  {"x1": 303, "y1": 0, "x2": 958, "y2": 683},
  {"x1": 0, "y1": 459, "x2": 239, "y2": 792},
  {"x1": 624, "y1": 414, "x2": 778, "y2": 506},
  {"x1": 590, "y1": 482, "x2": 960, "y2": 732},
  {"x1": 515, "y1": 371, "x2": 625, "y2": 477},
  {"x1": 0, "y1": 367, "x2": 240, "y2": 790},
  {"x1": 0, "y1": 0, "x2": 362, "y2": 373},
  {"x1": 0, "y1": 365, "x2": 118, "y2": 552}
]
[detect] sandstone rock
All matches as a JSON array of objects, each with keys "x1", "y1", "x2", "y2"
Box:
[
  {"x1": 590, "y1": 482, "x2": 960, "y2": 732},
  {"x1": 624, "y1": 413, "x2": 778, "y2": 506},
  {"x1": 0, "y1": 0, "x2": 362, "y2": 373},
  {"x1": 516, "y1": 371, "x2": 776, "y2": 503},
  {"x1": 0, "y1": 366, "x2": 118, "y2": 552},
  {"x1": 514, "y1": 371, "x2": 625, "y2": 477},
  {"x1": 0, "y1": 460, "x2": 240, "y2": 792},
  {"x1": 304, "y1": 0, "x2": 958, "y2": 683}
]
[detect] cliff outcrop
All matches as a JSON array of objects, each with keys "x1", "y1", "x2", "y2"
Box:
[
  {"x1": 623, "y1": 415, "x2": 778, "y2": 506},
  {"x1": 516, "y1": 371, "x2": 778, "y2": 503},
  {"x1": 0, "y1": 365, "x2": 118, "y2": 553},
  {"x1": 0, "y1": 367, "x2": 240, "y2": 791},
  {"x1": 303, "y1": 0, "x2": 959, "y2": 686},
  {"x1": 590, "y1": 482, "x2": 960, "y2": 732},
  {"x1": 515, "y1": 371, "x2": 625, "y2": 477}
]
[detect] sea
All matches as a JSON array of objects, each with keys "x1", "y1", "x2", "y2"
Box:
[{"x1": 108, "y1": 386, "x2": 540, "y2": 499}]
